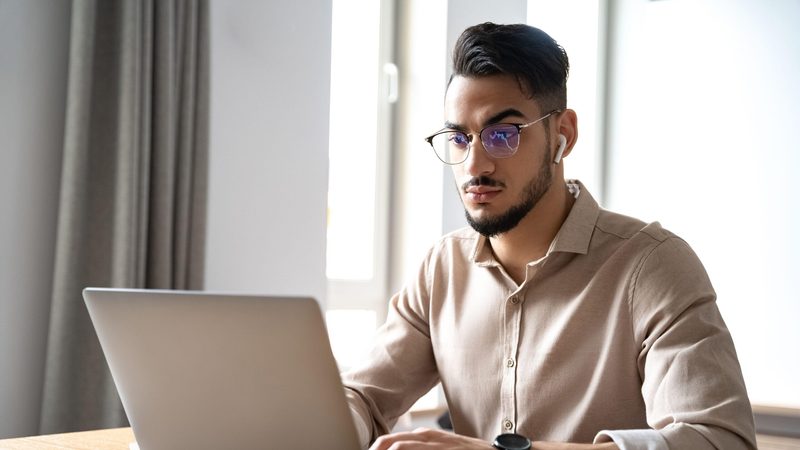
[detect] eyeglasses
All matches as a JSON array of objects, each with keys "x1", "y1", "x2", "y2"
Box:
[{"x1": 424, "y1": 110, "x2": 559, "y2": 165}]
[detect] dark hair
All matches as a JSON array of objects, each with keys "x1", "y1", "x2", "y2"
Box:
[{"x1": 450, "y1": 22, "x2": 569, "y2": 113}]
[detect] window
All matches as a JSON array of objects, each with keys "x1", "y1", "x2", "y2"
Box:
[
  {"x1": 325, "y1": 0, "x2": 440, "y2": 413},
  {"x1": 326, "y1": 0, "x2": 381, "y2": 283},
  {"x1": 326, "y1": 0, "x2": 395, "y2": 369}
]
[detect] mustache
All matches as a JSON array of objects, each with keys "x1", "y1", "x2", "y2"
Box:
[{"x1": 461, "y1": 176, "x2": 506, "y2": 191}]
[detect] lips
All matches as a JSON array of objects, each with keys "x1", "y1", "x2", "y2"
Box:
[
  {"x1": 462, "y1": 176, "x2": 505, "y2": 204},
  {"x1": 465, "y1": 186, "x2": 502, "y2": 204}
]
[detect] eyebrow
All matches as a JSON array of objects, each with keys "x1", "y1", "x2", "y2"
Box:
[{"x1": 443, "y1": 108, "x2": 528, "y2": 132}]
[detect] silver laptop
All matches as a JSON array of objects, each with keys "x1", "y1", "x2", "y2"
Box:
[{"x1": 83, "y1": 288, "x2": 360, "y2": 450}]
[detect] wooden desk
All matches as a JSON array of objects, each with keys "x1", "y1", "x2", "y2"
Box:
[{"x1": 0, "y1": 428, "x2": 134, "y2": 450}]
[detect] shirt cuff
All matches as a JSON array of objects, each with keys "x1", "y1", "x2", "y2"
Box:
[
  {"x1": 594, "y1": 429, "x2": 669, "y2": 450},
  {"x1": 348, "y1": 404, "x2": 372, "y2": 449}
]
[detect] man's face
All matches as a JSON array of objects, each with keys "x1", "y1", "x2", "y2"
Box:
[{"x1": 444, "y1": 74, "x2": 555, "y2": 237}]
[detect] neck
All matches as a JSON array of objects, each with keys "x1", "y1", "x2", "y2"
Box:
[{"x1": 488, "y1": 179, "x2": 574, "y2": 284}]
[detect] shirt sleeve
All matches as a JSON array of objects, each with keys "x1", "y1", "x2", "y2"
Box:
[
  {"x1": 620, "y1": 235, "x2": 757, "y2": 449},
  {"x1": 341, "y1": 247, "x2": 441, "y2": 446},
  {"x1": 594, "y1": 429, "x2": 668, "y2": 450}
]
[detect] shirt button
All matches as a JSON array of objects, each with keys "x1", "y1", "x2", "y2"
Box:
[
  {"x1": 506, "y1": 358, "x2": 515, "y2": 368},
  {"x1": 510, "y1": 296, "x2": 520, "y2": 304},
  {"x1": 503, "y1": 419, "x2": 513, "y2": 431}
]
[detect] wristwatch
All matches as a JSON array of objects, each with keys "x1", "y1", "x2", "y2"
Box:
[{"x1": 492, "y1": 433, "x2": 532, "y2": 450}]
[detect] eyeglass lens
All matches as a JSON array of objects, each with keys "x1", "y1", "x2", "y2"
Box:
[
  {"x1": 430, "y1": 124, "x2": 522, "y2": 164},
  {"x1": 481, "y1": 124, "x2": 519, "y2": 157}
]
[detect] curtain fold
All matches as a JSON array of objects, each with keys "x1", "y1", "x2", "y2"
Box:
[{"x1": 39, "y1": 0, "x2": 209, "y2": 433}]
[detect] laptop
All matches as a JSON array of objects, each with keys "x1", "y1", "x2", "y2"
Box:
[{"x1": 83, "y1": 288, "x2": 361, "y2": 450}]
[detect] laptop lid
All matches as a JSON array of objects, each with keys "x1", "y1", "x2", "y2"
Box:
[{"x1": 83, "y1": 288, "x2": 360, "y2": 450}]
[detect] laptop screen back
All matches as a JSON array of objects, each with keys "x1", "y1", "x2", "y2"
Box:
[{"x1": 84, "y1": 288, "x2": 360, "y2": 450}]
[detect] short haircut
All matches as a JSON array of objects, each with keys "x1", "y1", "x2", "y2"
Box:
[{"x1": 450, "y1": 22, "x2": 569, "y2": 113}]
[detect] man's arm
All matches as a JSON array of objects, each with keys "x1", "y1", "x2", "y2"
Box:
[
  {"x1": 618, "y1": 235, "x2": 757, "y2": 449},
  {"x1": 343, "y1": 247, "x2": 442, "y2": 447}
]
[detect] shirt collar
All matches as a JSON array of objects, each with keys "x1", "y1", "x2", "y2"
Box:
[
  {"x1": 471, "y1": 179, "x2": 600, "y2": 266},
  {"x1": 548, "y1": 179, "x2": 600, "y2": 255}
]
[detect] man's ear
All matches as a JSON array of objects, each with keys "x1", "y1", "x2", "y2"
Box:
[{"x1": 555, "y1": 109, "x2": 578, "y2": 161}]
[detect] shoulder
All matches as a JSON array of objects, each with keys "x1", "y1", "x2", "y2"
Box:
[
  {"x1": 619, "y1": 222, "x2": 716, "y2": 340},
  {"x1": 429, "y1": 226, "x2": 482, "y2": 260},
  {"x1": 590, "y1": 211, "x2": 714, "y2": 312},
  {"x1": 594, "y1": 209, "x2": 688, "y2": 264},
  {"x1": 404, "y1": 227, "x2": 481, "y2": 288},
  {"x1": 440, "y1": 226, "x2": 481, "y2": 244},
  {"x1": 595, "y1": 208, "x2": 651, "y2": 241},
  {"x1": 596, "y1": 212, "x2": 712, "y2": 298},
  {"x1": 630, "y1": 229, "x2": 713, "y2": 299}
]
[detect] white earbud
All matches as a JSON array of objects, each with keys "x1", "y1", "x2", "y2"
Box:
[{"x1": 554, "y1": 134, "x2": 567, "y2": 164}]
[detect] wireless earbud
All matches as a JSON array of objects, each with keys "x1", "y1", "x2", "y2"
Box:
[{"x1": 554, "y1": 134, "x2": 567, "y2": 164}]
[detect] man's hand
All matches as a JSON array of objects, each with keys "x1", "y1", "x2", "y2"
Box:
[
  {"x1": 368, "y1": 428, "x2": 620, "y2": 450},
  {"x1": 369, "y1": 428, "x2": 489, "y2": 449}
]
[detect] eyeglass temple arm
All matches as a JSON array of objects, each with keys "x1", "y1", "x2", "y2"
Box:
[{"x1": 519, "y1": 110, "x2": 562, "y2": 130}]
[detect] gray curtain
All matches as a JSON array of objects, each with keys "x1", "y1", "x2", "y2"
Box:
[{"x1": 39, "y1": 0, "x2": 209, "y2": 434}]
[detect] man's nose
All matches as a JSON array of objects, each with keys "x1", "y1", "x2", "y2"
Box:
[{"x1": 463, "y1": 138, "x2": 495, "y2": 177}]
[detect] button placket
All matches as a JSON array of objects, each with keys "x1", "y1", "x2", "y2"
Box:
[{"x1": 500, "y1": 290, "x2": 523, "y2": 435}]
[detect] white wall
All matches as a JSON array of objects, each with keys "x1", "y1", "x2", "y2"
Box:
[
  {"x1": 205, "y1": 1, "x2": 332, "y2": 304},
  {"x1": 605, "y1": 0, "x2": 800, "y2": 408},
  {"x1": 0, "y1": 1, "x2": 70, "y2": 438}
]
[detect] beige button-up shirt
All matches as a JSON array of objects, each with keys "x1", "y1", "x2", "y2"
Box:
[{"x1": 344, "y1": 181, "x2": 756, "y2": 450}]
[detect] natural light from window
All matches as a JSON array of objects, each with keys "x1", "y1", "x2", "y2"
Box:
[{"x1": 326, "y1": 0, "x2": 381, "y2": 281}]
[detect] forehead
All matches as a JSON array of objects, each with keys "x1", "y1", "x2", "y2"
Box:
[{"x1": 444, "y1": 74, "x2": 537, "y2": 125}]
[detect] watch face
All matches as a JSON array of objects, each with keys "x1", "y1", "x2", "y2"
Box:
[{"x1": 493, "y1": 433, "x2": 531, "y2": 450}]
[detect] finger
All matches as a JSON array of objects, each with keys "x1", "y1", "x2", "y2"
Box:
[
  {"x1": 369, "y1": 429, "x2": 487, "y2": 450},
  {"x1": 370, "y1": 431, "x2": 427, "y2": 450}
]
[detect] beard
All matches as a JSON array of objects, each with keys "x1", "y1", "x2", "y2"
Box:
[{"x1": 463, "y1": 142, "x2": 553, "y2": 238}]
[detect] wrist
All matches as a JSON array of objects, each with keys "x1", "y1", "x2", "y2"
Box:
[{"x1": 492, "y1": 433, "x2": 532, "y2": 450}]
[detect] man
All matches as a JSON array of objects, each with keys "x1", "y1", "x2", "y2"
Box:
[{"x1": 343, "y1": 23, "x2": 756, "y2": 450}]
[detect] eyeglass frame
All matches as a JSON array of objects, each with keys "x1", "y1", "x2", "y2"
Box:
[{"x1": 424, "y1": 109, "x2": 561, "y2": 165}]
